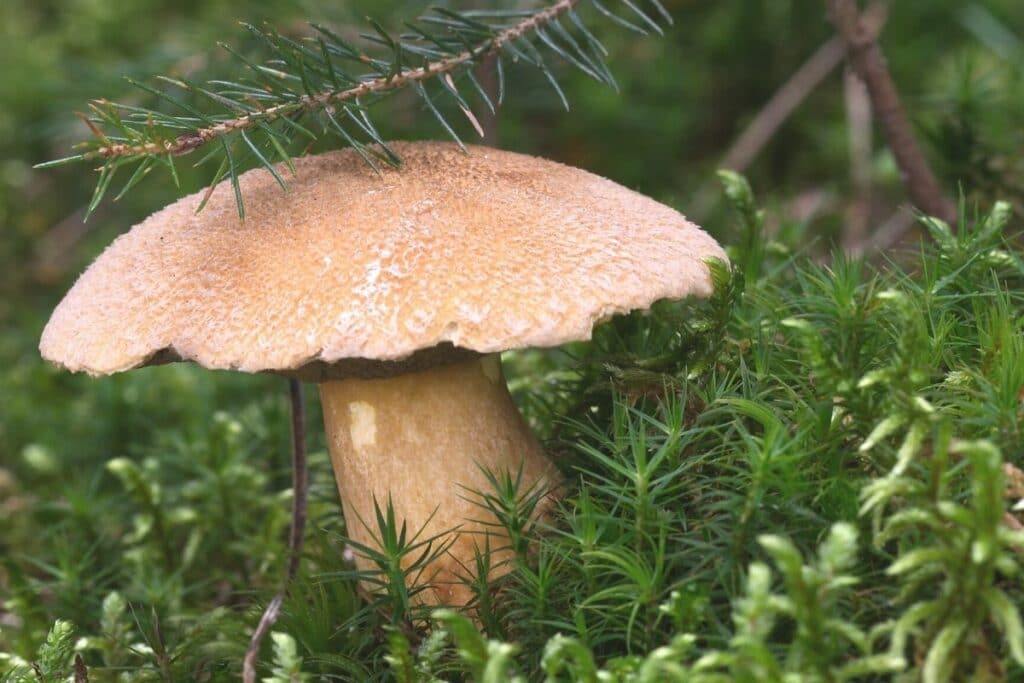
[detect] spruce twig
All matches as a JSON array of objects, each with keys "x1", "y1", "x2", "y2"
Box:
[
  {"x1": 87, "y1": 0, "x2": 583, "y2": 163},
  {"x1": 38, "y1": 0, "x2": 671, "y2": 217}
]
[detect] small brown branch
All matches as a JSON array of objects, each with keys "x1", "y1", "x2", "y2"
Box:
[
  {"x1": 88, "y1": 0, "x2": 580, "y2": 162},
  {"x1": 243, "y1": 379, "x2": 308, "y2": 683},
  {"x1": 73, "y1": 655, "x2": 89, "y2": 683},
  {"x1": 1005, "y1": 463, "x2": 1024, "y2": 500},
  {"x1": 475, "y1": 55, "x2": 501, "y2": 146},
  {"x1": 719, "y1": 38, "x2": 845, "y2": 174},
  {"x1": 828, "y1": 0, "x2": 957, "y2": 226},
  {"x1": 691, "y1": 3, "x2": 886, "y2": 219},
  {"x1": 847, "y1": 206, "x2": 916, "y2": 257},
  {"x1": 470, "y1": 0, "x2": 500, "y2": 147},
  {"x1": 843, "y1": 66, "x2": 873, "y2": 249}
]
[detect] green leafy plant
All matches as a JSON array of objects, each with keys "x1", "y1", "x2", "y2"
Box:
[
  {"x1": 0, "y1": 620, "x2": 76, "y2": 683},
  {"x1": 262, "y1": 632, "x2": 310, "y2": 683}
]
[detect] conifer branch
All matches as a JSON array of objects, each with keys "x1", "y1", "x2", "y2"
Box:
[
  {"x1": 38, "y1": 0, "x2": 670, "y2": 217},
  {"x1": 90, "y1": 0, "x2": 582, "y2": 162}
]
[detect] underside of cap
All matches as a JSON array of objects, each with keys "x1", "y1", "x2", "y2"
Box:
[
  {"x1": 40, "y1": 141, "x2": 727, "y2": 380},
  {"x1": 143, "y1": 342, "x2": 480, "y2": 382}
]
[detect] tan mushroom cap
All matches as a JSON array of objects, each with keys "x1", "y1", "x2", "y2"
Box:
[{"x1": 40, "y1": 141, "x2": 726, "y2": 381}]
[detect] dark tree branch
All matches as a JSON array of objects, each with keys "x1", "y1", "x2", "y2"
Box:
[
  {"x1": 243, "y1": 379, "x2": 308, "y2": 683},
  {"x1": 827, "y1": 0, "x2": 957, "y2": 226}
]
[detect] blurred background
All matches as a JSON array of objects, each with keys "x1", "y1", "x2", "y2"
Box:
[{"x1": 1, "y1": 0, "x2": 1023, "y2": 660}]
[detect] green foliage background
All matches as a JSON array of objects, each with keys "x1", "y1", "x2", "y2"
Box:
[{"x1": 2, "y1": 1, "x2": 1024, "y2": 681}]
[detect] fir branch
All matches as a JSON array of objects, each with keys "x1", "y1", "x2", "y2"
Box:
[{"x1": 40, "y1": 0, "x2": 670, "y2": 217}]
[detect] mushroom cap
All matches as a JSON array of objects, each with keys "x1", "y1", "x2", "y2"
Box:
[{"x1": 40, "y1": 141, "x2": 726, "y2": 381}]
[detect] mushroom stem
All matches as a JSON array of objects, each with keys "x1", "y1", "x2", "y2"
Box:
[{"x1": 319, "y1": 353, "x2": 560, "y2": 606}]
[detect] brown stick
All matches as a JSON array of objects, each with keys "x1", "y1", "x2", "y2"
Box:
[
  {"x1": 475, "y1": 55, "x2": 500, "y2": 147},
  {"x1": 827, "y1": 0, "x2": 957, "y2": 226},
  {"x1": 243, "y1": 379, "x2": 308, "y2": 683},
  {"x1": 719, "y1": 38, "x2": 846, "y2": 175},
  {"x1": 842, "y1": 67, "x2": 873, "y2": 250},
  {"x1": 690, "y1": 3, "x2": 886, "y2": 219},
  {"x1": 846, "y1": 206, "x2": 916, "y2": 257}
]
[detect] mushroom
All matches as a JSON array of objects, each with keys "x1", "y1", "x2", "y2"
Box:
[{"x1": 40, "y1": 141, "x2": 726, "y2": 607}]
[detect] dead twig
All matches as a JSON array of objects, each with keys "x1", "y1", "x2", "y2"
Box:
[
  {"x1": 846, "y1": 206, "x2": 917, "y2": 257},
  {"x1": 73, "y1": 655, "x2": 89, "y2": 683},
  {"x1": 843, "y1": 66, "x2": 873, "y2": 250},
  {"x1": 828, "y1": 0, "x2": 957, "y2": 226},
  {"x1": 243, "y1": 379, "x2": 308, "y2": 683},
  {"x1": 691, "y1": 3, "x2": 887, "y2": 218}
]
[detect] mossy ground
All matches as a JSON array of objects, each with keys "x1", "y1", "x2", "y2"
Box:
[{"x1": 2, "y1": 180, "x2": 1023, "y2": 681}]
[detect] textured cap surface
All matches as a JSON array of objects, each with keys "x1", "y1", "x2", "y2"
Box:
[{"x1": 41, "y1": 141, "x2": 726, "y2": 379}]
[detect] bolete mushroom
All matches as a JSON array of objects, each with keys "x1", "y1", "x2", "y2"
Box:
[{"x1": 40, "y1": 141, "x2": 725, "y2": 607}]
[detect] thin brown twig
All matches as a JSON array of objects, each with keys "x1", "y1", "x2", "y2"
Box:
[
  {"x1": 88, "y1": 0, "x2": 581, "y2": 162},
  {"x1": 243, "y1": 379, "x2": 307, "y2": 683},
  {"x1": 475, "y1": 55, "x2": 501, "y2": 146},
  {"x1": 691, "y1": 3, "x2": 887, "y2": 219},
  {"x1": 827, "y1": 0, "x2": 958, "y2": 226},
  {"x1": 73, "y1": 655, "x2": 89, "y2": 683},
  {"x1": 843, "y1": 66, "x2": 873, "y2": 250},
  {"x1": 1005, "y1": 463, "x2": 1024, "y2": 500},
  {"x1": 847, "y1": 206, "x2": 917, "y2": 257},
  {"x1": 469, "y1": 0, "x2": 500, "y2": 147},
  {"x1": 718, "y1": 38, "x2": 846, "y2": 174}
]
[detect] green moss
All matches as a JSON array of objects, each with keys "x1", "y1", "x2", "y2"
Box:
[{"x1": 3, "y1": 180, "x2": 1023, "y2": 681}]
